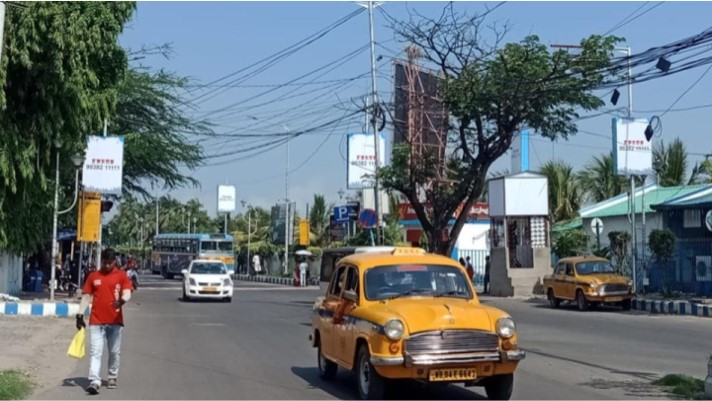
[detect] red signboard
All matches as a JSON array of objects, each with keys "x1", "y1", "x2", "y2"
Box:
[{"x1": 398, "y1": 202, "x2": 489, "y2": 221}]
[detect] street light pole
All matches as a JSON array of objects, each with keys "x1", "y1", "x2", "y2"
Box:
[{"x1": 367, "y1": 0, "x2": 383, "y2": 240}]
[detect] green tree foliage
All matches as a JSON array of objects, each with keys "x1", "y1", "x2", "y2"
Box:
[
  {"x1": 577, "y1": 153, "x2": 630, "y2": 203},
  {"x1": 539, "y1": 161, "x2": 582, "y2": 223},
  {"x1": 608, "y1": 231, "x2": 631, "y2": 275},
  {"x1": 552, "y1": 229, "x2": 589, "y2": 258},
  {"x1": 648, "y1": 228, "x2": 676, "y2": 292},
  {"x1": 382, "y1": 5, "x2": 622, "y2": 255},
  {"x1": 0, "y1": 2, "x2": 136, "y2": 252},
  {"x1": 308, "y1": 194, "x2": 332, "y2": 247},
  {"x1": 115, "y1": 63, "x2": 209, "y2": 197},
  {"x1": 652, "y1": 138, "x2": 703, "y2": 187}
]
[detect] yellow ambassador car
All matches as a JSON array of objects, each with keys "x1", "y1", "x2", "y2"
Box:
[
  {"x1": 309, "y1": 247, "x2": 525, "y2": 400},
  {"x1": 543, "y1": 256, "x2": 634, "y2": 311}
]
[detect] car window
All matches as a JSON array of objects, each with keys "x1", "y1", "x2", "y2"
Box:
[
  {"x1": 565, "y1": 264, "x2": 574, "y2": 276},
  {"x1": 344, "y1": 266, "x2": 359, "y2": 298},
  {"x1": 576, "y1": 261, "x2": 616, "y2": 275},
  {"x1": 364, "y1": 264, "x2": 472, "y2": 301},
  {"x1": 555, "y1": 263, "x2": 566, "y2": 275},
  {"x1": 190, "y1": 263, "x2": 226, "y2": 275},
  {"x1": 329, "y1": 265, "x2": 346, "y2": 297}
]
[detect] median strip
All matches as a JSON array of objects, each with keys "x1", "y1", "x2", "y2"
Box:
[{"x1": 652, "y1": 374, "x2": 707, "y2": 400}]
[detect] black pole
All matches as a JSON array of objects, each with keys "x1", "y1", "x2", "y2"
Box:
[{"x1": 596, "y1": 221, "x2": 601, "y2": 251}]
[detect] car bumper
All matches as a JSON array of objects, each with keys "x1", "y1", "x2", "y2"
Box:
[
  {"x1": 371, "y1": 350, "x2": 526, "y2": 367},
  {"x1": 585, "y1": 292, "x2": 634, "y2": 302},
  {"x1": 187, "y1": 286, "x2": 233, "y2": 298}
]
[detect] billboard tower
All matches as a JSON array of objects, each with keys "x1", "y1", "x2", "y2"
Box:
[{"x1": 393, "y1": 45, "x2": 450, "y2": 200}]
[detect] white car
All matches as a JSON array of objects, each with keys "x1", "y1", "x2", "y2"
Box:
[{"x1": 181, "y1": 260, "x2": 234, "y2": 302}]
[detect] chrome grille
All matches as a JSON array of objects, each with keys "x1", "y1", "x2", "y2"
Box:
[
  {"x1": 601, "y1": 284, "x2": 628, "y2": 293},
  {"x1": 198, "y1": 282, "x2": 221, "y2": 286},
  {"x1": 404, "y1": 330, "x2": 499, "y2": 355}
]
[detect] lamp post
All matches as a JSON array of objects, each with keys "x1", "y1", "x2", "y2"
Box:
[{"x1": 50, "y1": 147, "x2": 85, "y2": 301}]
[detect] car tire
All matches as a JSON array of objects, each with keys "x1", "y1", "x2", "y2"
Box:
[
  {"x1": 224, "y1": 297, "x2": 232, "y2": 303},
  {"x1": 547, "y1": 289, "x2": 560, "y2": 308},
  {"x1": 484, "y1": 373, "x2": 514, "y2": 400},
  {"x1": 576, "y1": 290, "x2": 589, "y2": 311},
  {"x1": 621, "y1": 299, "x2": 632, "y2": 311},
  {"x1": 356, "y1": 344, "x2": 385, "y2": 400},
  {"x1": 317, "y1": 343, "x2": 337, "y2": 381}
]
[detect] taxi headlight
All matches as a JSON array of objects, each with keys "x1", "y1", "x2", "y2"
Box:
[
  {"x1": 496, "y1": 317, "x2": 516, "y2": 339},
  {"x1": 627, "y1": 280, "x2": 633, "y2": 287},
  {"x1": 384, "y1": 319, "x2": 404, "y2": 340},
  {"x1": 189, "y1": 278, "x2": 197, "y2": 286},
  {"x1": 223, "y1": 278, "x2": 232, "y2": 286},
  {"x1": 589, "y1": 281, "x2": 599, "y2": 288}
]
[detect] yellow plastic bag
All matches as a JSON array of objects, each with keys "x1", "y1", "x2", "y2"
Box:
[{"x1": 67, "y1": 328, "x2": 86, "y2": 359}]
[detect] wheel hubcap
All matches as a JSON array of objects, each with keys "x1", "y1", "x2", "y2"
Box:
[{"x1": 359, "y1": 357, "x2": 370, "y2": 393}]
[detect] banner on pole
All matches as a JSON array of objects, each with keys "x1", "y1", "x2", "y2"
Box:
[
  {"x1": 77, "y1": 191, "x2": 101, "y2": 242},
  {"x1": 82, "y1": 136, "x2": 125, "y2": 195}
]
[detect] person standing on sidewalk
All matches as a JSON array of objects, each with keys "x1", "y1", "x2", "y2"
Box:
[
  {"x1": 299, "y1": 257, "x2": 308, "y2": 287},
  {"x1": 75, "y1": 248, "x2": 133, "y2": 395}
]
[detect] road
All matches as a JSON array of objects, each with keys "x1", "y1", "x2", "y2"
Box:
[{"x1": 33, "y1": 275, "x2": 710, "y2": 400}]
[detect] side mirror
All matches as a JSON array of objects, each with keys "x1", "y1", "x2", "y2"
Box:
[
  {"x1": 343, "y1": 290, "x2": 358, "y2": 303},
  {"x1": 228, "y1": 271, "x2": 234, "y2": 277},
  {"x1": 181, "y1": 269, "x2": 188, "y2": 275}
]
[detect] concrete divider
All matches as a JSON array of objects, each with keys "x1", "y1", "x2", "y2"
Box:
[
  {"x1": 632, "y1": 298, "x2": 710, "y2": 318},
  {"x1": 0, "y1": 301, "x2": 80, "y2": 317},
  {"x1": 234, "y1": 274, "x2": 318, "y2": 287}
]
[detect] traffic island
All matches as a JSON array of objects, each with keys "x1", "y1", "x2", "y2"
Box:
[
  {"x1": 632, "y1": 298, "x2": 711, "y2": 318},
  {"x1": 0, "y1": 302, "x2": 80, "y2": 317}
]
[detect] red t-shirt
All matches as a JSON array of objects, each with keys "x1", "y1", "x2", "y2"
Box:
[{"x1": 82, "y1": 267, "x2": 133, "y2": 325}]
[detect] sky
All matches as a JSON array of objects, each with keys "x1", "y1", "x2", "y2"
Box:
[{"x1": 118, "y1": 1, "x2": 712, "y2": 217}]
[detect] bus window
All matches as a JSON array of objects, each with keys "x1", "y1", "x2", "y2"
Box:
[
  {"x1": 218, "y1": 242, "x2": 233, "y2": 251},
  {"x1": 201, "y1": 241, "x2": 217, "y2": 251}
]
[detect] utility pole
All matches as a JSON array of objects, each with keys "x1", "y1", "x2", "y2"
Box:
[
  {"x1": 155, "y1": 185, "x2": 159, "y2": 236},
  {"x1": 367, "y1": 0, "x2": 383, "y2": 242},
  {"x1": 551, "y1": 44, "x2": 636, "y2": 292},
  {"x1": 96, "y1": 119, "x2": 108, "y2": 273}
]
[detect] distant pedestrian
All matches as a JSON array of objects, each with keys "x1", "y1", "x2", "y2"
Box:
[
  {"x1": 465, "y1": 256, "x2": 474, "y2": 282},
  {"x1": 299, "y1": 257, "x2": 308, "y2": 287},
  {"x1": 458, "y1": 257, "x2": 466, "y2": 267},
  {"x1": 75, "y1": 248, "x2": 133, "y2": 395},
  {"x1": 484, "y1": 256, "x2": 491, "y2": 294},
  {"x1": 252, "y1": 254, "x2": 261, "y2": 275}
]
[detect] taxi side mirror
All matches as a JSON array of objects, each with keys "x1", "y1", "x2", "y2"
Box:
[
  {"x1": 181, "y1": 269, "x2": 188, "y2": 275},
  {"x1": 228, "y1": 271, "x2": 234, "y2": 277},
  {"x1": 343, "y1": 290, "x2": 358, "y2": 303}
]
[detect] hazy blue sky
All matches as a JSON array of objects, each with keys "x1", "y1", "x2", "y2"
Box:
[{"x1": 119, "y1": 1, "x2": 712, "y2": 216}]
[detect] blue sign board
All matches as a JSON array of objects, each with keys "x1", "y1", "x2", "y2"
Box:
[
  {"x1": 358, "y1": 209, "x2": 378, "y2": 228},
  {"x1": 334, "y1": 205, "x2": 353, "y2": 224}
]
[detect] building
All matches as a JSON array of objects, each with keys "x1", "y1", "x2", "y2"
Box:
[
  {"x1": 579, "y1": 183, "x2": 708, "y2": 255},
  {"x1": 650, "y1": 184, "x2": 712, "y2": 296},
  {"x1": 0, "y1": 251, "x2": 23, "y2": 295}
]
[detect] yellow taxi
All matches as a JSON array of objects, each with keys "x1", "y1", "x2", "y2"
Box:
[
  {"x1": 309, "y1": 247, "x2": 524, "y2": 400},
  {"x1": 543, "y1": 256, "x2": 634, "y2": 311}
]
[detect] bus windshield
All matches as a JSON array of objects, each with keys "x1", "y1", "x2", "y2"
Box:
[{"x1": 201, "y1": 241, "x2": 233, "y2": 252}]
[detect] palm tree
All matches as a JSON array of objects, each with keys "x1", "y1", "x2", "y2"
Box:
[
  {"x1": 577, "y1": 153, "x2": 630, "y2": 203},
  {"x1": 652, "y1": 138, "x2": 702, "y2": 186},
  {"x1": 539, "y1": 160, "x2": 582, "y2": 223},
  {"x1": 309, "y1": 194, "x2": 333, "y2": 247}
]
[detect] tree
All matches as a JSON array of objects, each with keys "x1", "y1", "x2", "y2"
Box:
[
  {"x1": 577, "y1": 153, "x2": 629, "y2": 203},
  {"x1": 539, "y1": 161, "x2": 582, "y2": 223},
  {"x1": 381, "y1": 5, "x2": 621, "y2": 255},
  {"x1": 0, "y1": 2, "x2": 136, "y2": 252},
  {"x1": 608, "y1": 231, "x2": 631, "y2": 275},
  {"x1": 309, "y1": 194, "x2": 332, "y2": 247},
  {"x1": 114, "y1": 62, "x2": 210, "y2": 198},
  {"x1": 552, "y1": 229, "x2": 589, "y2": 258},
  {"x1": 652, "y1": 138, "x2": 702, "y2": 187},
  {"x1": 648, "y1": 229, "x2": 676, "y2": 292}
]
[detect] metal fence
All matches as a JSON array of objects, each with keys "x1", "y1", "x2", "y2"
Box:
[
  {"x1": 454, "y1": 249, "x2": 489, "y2": 292},
  {"x1": 646, "y1": 237, "x2": 712, "y2": 296}
]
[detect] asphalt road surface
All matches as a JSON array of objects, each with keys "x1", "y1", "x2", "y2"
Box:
[{"x1": 33, "y1": 275, "x2": 710, "y2": 400}]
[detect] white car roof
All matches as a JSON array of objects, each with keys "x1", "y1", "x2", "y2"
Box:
[{"x1": 191, "y1": 259, "x2": 224, "y2": 264}]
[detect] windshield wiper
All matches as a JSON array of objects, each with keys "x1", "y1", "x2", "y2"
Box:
[
  {"x1": 386, "y1": 288, "x2": 433, "y2": 300},
  {"x1": 434, "y1": 290, "x2": 466, "y2": 298}
]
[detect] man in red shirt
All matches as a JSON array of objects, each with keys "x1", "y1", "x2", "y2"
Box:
[{"x1": 75, "y1": 248, "x2": 133, "y2": 395}]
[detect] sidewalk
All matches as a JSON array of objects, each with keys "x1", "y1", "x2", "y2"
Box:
[{"x1": 0, "y1": 289, "x2": 81, "y2": 318}]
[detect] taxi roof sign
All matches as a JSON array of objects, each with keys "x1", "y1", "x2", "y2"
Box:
[{"x1": 391, "y1": 247, "x2": 426, "y2": 256}]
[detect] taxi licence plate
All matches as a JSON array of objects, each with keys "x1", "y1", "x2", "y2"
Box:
[
  {"x1": 429, "y1": 368, "x2": 477, "y2": 382},
  {"x1": 606, "y1": 296, "x2": 623, "y2": 302},
  {"x1": 203, "y1": 287, "x2": 218, "y2": 293}
]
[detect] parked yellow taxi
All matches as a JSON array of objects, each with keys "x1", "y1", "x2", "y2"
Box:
[
  {"x1": 543, "y1": 256, "x2": 634, "y2": 311},
  {"x1": 309, "y1": 247, "x2": 525, "y2": 400}
]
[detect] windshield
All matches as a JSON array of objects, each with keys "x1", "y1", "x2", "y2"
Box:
[
  {"x1": 576, "y1": 261, "x2": 616, "y2": 275},
  {"x1": 201, "y1": 241, "x2": 233, "y2": 252},
  {"x1": 190, "y1": 263, "x2": 227, "y2": 275},
  {"x1": 364, "y1": 264, "x2": 473, "y2": 301}
]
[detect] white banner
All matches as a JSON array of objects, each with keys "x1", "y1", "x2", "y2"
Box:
[
  {"x1": 217, "y1": 185, "x2": 236, "y2": 213},
  {"x1": 612, "y1": 118, "x2": 653, "y2": 176},
  {"x1": 82, "y1": 136, "x2": 124, "y2": 195},
  {"x1": 347, "y1": 132, "x2": 386, "y2": 189}
]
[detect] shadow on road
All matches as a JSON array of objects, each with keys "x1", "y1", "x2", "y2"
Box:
[
  {"x1": 175, "y1": 297, "x2": 230, "y2": 303},
  {"x1": 531, "y1": 302, "x2": 631, "y2": 315},
  {"x1": 290, "y1": 366, "x2": 487, "y2": 400}
]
